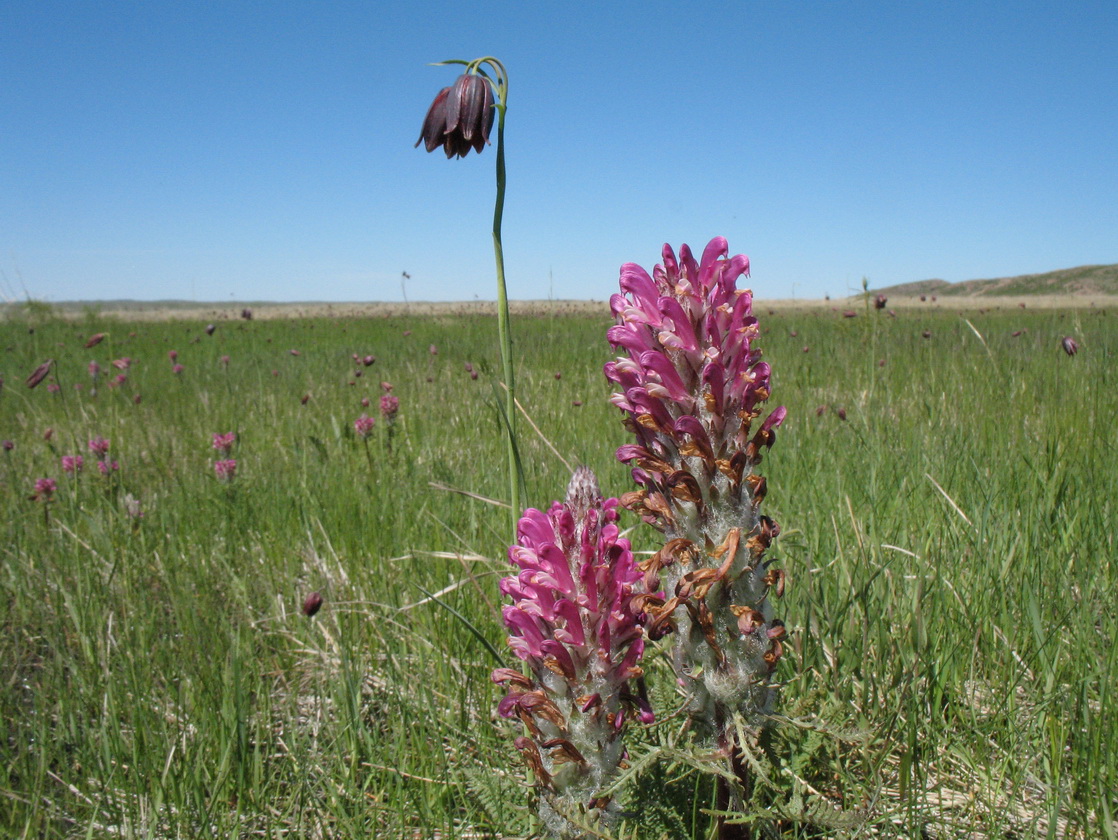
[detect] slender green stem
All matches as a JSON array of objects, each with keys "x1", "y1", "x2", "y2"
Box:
[{"x1": 491, "y1": 83, "x2": 522, "y2": 535}]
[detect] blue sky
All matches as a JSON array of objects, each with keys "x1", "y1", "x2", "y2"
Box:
[{"x1": 2, "y1": 1, "x2": 1115, "y2": 304}]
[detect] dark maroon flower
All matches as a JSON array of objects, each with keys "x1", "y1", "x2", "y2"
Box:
[
  {"x1": 922, "y1": 330, "x2": 932, "y2": 339},
  {"x1": 302, "y1": 591, "x2": 323, "y2": 617},
  {"x1": 206, "y1": 323, "x2": 216, "y2": 335},
  {"x1": 842, "y1": 310, "x2": 857, "y2": 318},
  {"x1": 1061, "y1": 336, "x2": 1079, "y2": 356},
  {"x1": 26, "y1": 359, "x2": 54, "y2": 388},
  {"x1": 241, "y1": 308, "x2": 253, "y2": 320},
  {"x1": 874, "y1": 294, "x2": 887, "y2": 310},
  {"x1": 415, "y1": 73, "x2": 495, "y2": 159},
  {"x1": 85, "y1": 333, "x2": 106, "y2": 348},
  {"x1": 362, "y1": 355, "x2": 376, "y2": 367},
  {"x1": 836, "y1": 407, "x2": 848, "y2": 421}
]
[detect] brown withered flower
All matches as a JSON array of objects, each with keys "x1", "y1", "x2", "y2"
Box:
[{"x1": 416, "y1": 73, "x2": 495, "y2": 159}]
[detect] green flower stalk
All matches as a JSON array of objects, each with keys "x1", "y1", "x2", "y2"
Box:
[{"x1": 416, "y1": 56, "x2": 522, "y2": 532}]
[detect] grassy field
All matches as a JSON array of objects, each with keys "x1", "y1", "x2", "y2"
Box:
[{"x1": 2, "y1": 302, "x2": 1115, "y2": 838}]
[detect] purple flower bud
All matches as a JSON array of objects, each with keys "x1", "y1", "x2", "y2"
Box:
[
  {"x1": 26, "y1": 359, "x2": 54, "y2": 389},
  {"x1": 206, "y1": 323, "x2": 217, "y2": 335},
  {"x1": 1061, "y1": 336, "x2": 1079, "y2": 356},
  {"x1": 302, "y1": 591, "x2": 323, "y2": 617}
]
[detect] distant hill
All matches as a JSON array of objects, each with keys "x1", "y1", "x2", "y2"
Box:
[{"x1": 875, "y1": 264, "x2": 1118, "y2": 298}]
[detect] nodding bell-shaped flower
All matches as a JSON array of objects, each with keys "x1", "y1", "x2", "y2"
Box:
[
  {"x1": 605, "y1": 237, "x2": 788, "y2": 737},
  {"x1": 492, "y1": 467, "x2": 651, "y2": 837},
  {"x1": 415, "y1": 73, "x2": 495, "y2": 159}
]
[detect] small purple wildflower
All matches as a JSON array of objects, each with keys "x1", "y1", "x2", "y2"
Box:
[
  {"x1": 32, "y1": 477, "x2": 57, "y2": 500},
  {"x1": 97, "y1": 460, "x2": 119, "y2": 475},
  {"x1": 213, "y1": 459, "x2": 237, "y2": 481},
  {"x1": 89, "y1": 437, "x2": 110, "y2": 456},
  {"x1": 380, "y1": 394, "x2": 400, "y2": 421},
  {"x1": 61, "y1": 455, "x2": 84, "y2": 474},
  {"x1": 354, "y1": 414, "x2": 376, "y2": 438},
  {"x1": 1061, "y1": 336, "x2": 1079, "y2": 356},
  {"x1": 212, "y1": 432, "x2": 236, "y2": 454}
]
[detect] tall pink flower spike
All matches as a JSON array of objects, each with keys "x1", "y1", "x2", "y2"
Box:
[{"x1": 604, "y1": 237, "x2": 787, "y2": 741}]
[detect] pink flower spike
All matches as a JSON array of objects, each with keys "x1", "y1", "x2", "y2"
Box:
[
  {"x1": 380, "y1": 394, "x2": 400, "y2": 419},
  {"x1": 212, "y1": 432, "x2": 236, "y2": 454},
  {"x1": 33, "y1": 477, "x2": 57, "y2": 500},
  {"x1": 61, "y1": 455, "x2": 84, "y2": 474},
  {"x1": 213, "y1": 459, "x2": 237, "y2": 481},
  {"x1": 354, "y1": 414, "x2": 376, "y2": 438},
  {"x1": 88, "y1": 436, "x2": 110, "y2": 456}
]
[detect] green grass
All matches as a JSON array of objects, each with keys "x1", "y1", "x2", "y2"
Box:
[{"x1": 2, "y1": 304, "x2": 1116, "y2": 838}]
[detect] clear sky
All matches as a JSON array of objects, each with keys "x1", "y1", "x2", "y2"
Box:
[{"x1": 2, "y1": 1, "x2": 1115, "y2": 304}]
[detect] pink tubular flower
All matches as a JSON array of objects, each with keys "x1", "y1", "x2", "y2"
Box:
[
  {"x1": 61, "y1": 455, "x2": 84, "y2": 474},
  {"x1": 212, "y1": 432, "x2": 236, "y2": 454},
  {"x1": 32, "y1": 477, "x2": 57, "y2": 500},
  {"x1": 88, "y1": 436, "x2": 110, "y2": 456},
  {"x1": 213, "y1": 459, "x2": 237, "y2": 481},
  {"x1": 379, "y1": 394, "x2": 399, "y2": 421},
  {"x1": 605, "y1": 237, "x2": 787, "y2": 735},
  {"x1": 172, "y1": 364, "x2": 185, "y2": 375},
  {"x1": 97, "y1": 460, "x2": 119, "y2": 475},
  {"x1": 492, "y1": 467, "x2": 650, "y2": 830},
  {"x1": 354, "y1": 414, "x2": 376, "y2": 438}
]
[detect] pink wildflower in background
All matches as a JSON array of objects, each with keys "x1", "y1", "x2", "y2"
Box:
[
  {"x1": 213, "y1": 459, "x2": 237, "y2": 481},
  {"x1": 354, "y1": 414, "x2": 376, "y2": 438},
  {"x1": 84, "y1": 333, "x2": 106, "y2": 348},
  {"x1": 2, "y1": 440, "x2": 13, "y2": 452},
  {"x1": 32, "y1": 477, "x2": 57, "y2": 500},
  {"x1": 1061, "y1": 336, "x2": 1079, "y2": 356},
  {"x1": 111, "y1": 358, "x2": 131, "y2": 370},
  {"x1": 61, "y1": 455, "x2": 84, "y2": 474},
  {"x1": 172, "y1": 364, "x2": 185, "y2": 375},
  {"x1": 88, "y1": 361, "x2": 101, "y2": 378},
  {"x1": 379, "y1": 394, "x2": 400, "y2": 421},
  {"x1": 212, "y1": 432, "x2": 236, "y2": 454},
  {"x1": 169, "y1": 349, "x2": 178, "y2": 362},
  {"x1": 46, "y1": 383, "x2": 60, "y2": 394},
  {"x1": 97, "y1": 460, "x2": 119, "y2": 475},
  {"x1": 89, "y1": 437, "x2": 110, "y2": 456}
]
